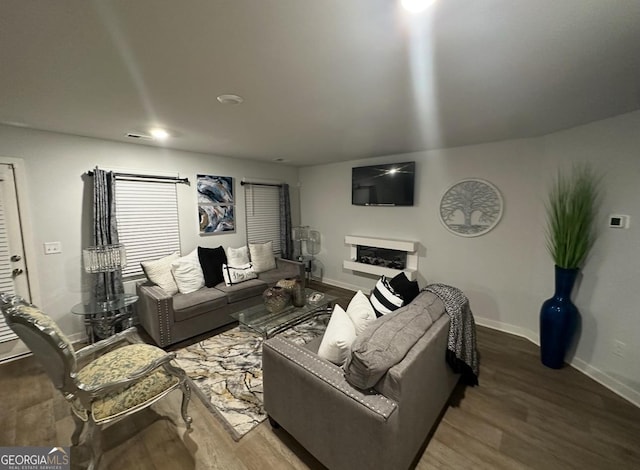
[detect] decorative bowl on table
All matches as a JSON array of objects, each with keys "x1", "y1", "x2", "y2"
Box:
[
  {"x1": 276, "y1": 277, "x2": 305, "y2": 307},
  {"x1": 263, "y1": 286, "x2": 291, "y2": 313}
]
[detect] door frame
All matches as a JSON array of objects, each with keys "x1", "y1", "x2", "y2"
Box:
[{"x1": 0, "y1": 156, "x2": 40, "y2": 306}]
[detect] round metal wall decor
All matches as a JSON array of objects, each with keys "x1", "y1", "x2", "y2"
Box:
[{"x1": 439, "y1": 179, "x2": 503, "y2": 237}]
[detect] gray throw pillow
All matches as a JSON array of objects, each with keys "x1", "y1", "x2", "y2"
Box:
[{"x1": 344, "y1": 292, "x2": 435, "y2": 390}]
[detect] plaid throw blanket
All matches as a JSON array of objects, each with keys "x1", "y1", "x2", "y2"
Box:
[{"x1": 424, "y1": 283, "x2": 479, "y2": 385}]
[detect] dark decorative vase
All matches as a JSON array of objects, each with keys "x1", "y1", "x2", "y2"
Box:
[
  {"x1": 540, "y1": 266, "x2": 579, "y2": 369},
  {"x1": 276, "y1": 277, "x2": 306, "y2": 307},
  {"x1": 291, "y1": 279, "x2": 306, "y2": 307},
  {"x1": 263, "y1": 286, "x2": 291, "y2": 313}
]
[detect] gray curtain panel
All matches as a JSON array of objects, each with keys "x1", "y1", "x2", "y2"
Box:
[
  {"x1": 279, "y1": 183, "x2": 293, "y2": 260},
  {"x1": 92, "y1": 167, "x2": 124, "y2": 301}
]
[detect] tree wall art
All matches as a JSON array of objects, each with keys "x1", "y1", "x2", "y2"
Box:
[{"x1": 439, "y1": 179, "x2": 503, "y2": 237}]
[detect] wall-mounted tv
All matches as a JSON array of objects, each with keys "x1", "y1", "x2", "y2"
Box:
[{"x1": 352, "y1": 161, "x2": 415, "y2": 206}]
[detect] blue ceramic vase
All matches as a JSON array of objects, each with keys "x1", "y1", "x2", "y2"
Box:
[{"x1": 540, "y1": 266, "x2": 579, "y2": 369}]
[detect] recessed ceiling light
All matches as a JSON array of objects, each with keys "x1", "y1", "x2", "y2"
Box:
[
  {"x1": 217, "y1": 94, "x2": 244, "y2": 105},
  {"x1": 150, "y1": 128, "x2": 170, "y2": 140},
  {"x1": 273, "y1": 158, "x2": 287, "y2": 163},
  {"x1": 401, "y1": 0, "x2": 435, "y2": 13}
]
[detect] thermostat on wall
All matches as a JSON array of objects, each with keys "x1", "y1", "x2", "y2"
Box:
[{"x1": 608, "y1": 214, "x2": 629, "y2": 228}]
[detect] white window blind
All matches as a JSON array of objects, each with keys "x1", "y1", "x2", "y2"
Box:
[
  {"x1": 0, "y1": 176, "x2": 18, "y2": 342},
  {"x1": 245, "y1": 185, "x2": 281, "y2": 255},
  {"x1": 115, "y1": 179, "x2": 181, "y2": 277}
]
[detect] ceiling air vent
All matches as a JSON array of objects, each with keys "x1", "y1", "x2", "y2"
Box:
[{"x1": 126, "y1": 132, "x2": 153, "y2": 140}]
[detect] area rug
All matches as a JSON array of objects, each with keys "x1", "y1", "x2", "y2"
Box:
[{"x1": 174, "y1": 316, "x2": 329, "y2": 440}]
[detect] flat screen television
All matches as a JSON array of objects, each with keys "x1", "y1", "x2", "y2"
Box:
[{"x1": 352, "y1": 161, "x2": 415, "y2": 206}]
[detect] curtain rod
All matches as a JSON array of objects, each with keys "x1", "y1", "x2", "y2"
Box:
[
  {"x1": 87, "y1": 170, "x2": 189, "y2": 184},
  {"x1": 241, "y1": 181, "x2": 283, "y2": 188}
]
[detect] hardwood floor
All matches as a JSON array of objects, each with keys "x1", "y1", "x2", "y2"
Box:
[{"x1": 1, "y1": 282, "x2": 639, "y2": 469}]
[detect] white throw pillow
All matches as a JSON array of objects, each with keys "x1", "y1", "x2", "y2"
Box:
[
  {"x1": 226, "y1": 245, "x2": 250, "y2": 267},
  {"x1": 249, "y1": 241, "x2": 277, "y2": 273},
  {"x1": 346, "y1": 290, "x2": 377, "y2": 336},
  {"x1": 171, "y1": 249, "x2": 205, "y2": 294},
  {"x1": 222, "y1": 263, "x2": 258, "y2": 286},
  {"x1": 318, "y1": 304, "x2": 357, "y2": 366},
  {"x1": 141, "y1": 252, "x2": 180, "y2": 296}
]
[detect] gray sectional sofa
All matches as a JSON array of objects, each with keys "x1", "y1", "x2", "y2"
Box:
[
  {"x1": 136, "y1": 258, "x2": 304, "y2": 347},
  {"x1": 262, "y1": 290, "x2": 460, "y2": 470}
]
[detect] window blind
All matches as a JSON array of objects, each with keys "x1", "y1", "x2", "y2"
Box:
[
  {"x1": 115, "y1": 179, "x2": 181, "y2": 277},
  {"x1": 0, "y1": 173, "x2": 18, "y2": 342},
  {"x1": 245, "y1": 185, "x2": 281, "y2": 255}
]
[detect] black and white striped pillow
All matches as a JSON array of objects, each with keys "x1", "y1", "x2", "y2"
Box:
[{"x1": 370, "y1": 276, "x2": 404, "y2": 317}]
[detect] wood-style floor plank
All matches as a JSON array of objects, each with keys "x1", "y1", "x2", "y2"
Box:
[{"x1": 1, "y1": 281, "x2": 639, "y2": 469}]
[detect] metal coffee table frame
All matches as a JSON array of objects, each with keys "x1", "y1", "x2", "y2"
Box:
[{"x1": 231, "y1": 289, "x2": 335, "y2": 338}]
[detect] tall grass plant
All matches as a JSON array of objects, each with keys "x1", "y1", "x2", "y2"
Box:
[{"x1": 545, "y1": 164, "x2": 601, "y2": 269}]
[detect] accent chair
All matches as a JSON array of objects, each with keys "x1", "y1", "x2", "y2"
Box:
[{"x1": 0, "y1": 293, "x2": 193, "y2": 470}]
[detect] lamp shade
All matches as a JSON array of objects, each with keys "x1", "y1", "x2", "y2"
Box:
[
  {"x1": 293, "y1": 226, "x2": 309, "y2": 241},
  {"x1": 83, "y1": 244, "x2": 127, "y2": 273},
  {"x1": 307, "y1": 230, "x2": 321, "y2": 255}
]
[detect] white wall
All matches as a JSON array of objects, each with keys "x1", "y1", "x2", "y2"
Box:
[
  {"x1": 0, "y1": 125, "x2": 300, "y2": 353},
  {"x1": 2, "y1": 112, "x2": 638, "y2": 406},
  {"x1": 299, "y1": 111, "x2": 640, "y2": 406}
]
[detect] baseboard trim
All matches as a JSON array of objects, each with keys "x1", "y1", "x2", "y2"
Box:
[
  {"x1": 318, "y1": 277, "x2": 361, "y2": 293},
  {"x1": 69, "y1": 331, "x2": 87, "y2": 344},
  {"x1": 475, "y1": 316, "x2": 640, "y2": 409},
  {"x1": 569, "y1": 356, "x2": 640, "y2": 408},
  {"x1": 475, "y1": 317, "x2": 539, "y2": 344},
  {"x1": 0, "y1": 351, "x2": 31, "y2": 364},
  {"x1": 0, "y1": 331, "x2": 88, "y2": 365}
]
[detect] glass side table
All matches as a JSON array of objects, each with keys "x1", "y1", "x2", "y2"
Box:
[{"x1": 71, "y1": 293, "x2": 138, "y2": 343}]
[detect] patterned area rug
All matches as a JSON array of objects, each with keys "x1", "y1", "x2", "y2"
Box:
[{"x1": 174, "y1": 316, "x2": 329, "y2": 440}]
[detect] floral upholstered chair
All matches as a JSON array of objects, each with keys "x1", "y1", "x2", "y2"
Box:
[{"x1": 0, "y1": 293, "x2": 192, "y2": 470}]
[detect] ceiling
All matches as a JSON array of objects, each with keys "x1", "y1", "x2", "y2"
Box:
[{"x1": 1, "y1": 1, "x2": 639, "y2": 166}]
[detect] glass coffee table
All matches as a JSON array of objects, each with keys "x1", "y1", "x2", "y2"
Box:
[{"x1": 230, "y1": 289, "x2": 335, "y2": 338}]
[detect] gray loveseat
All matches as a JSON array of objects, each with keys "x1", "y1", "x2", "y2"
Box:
[
  {"x1": 262, "y1": 290, "x2": 460, "y2": 470},
  {"x1": 136, "y1": 258, "x2": 304, "y2": 347}
]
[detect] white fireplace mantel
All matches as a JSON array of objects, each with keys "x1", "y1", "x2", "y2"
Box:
[{"x1": 344, "y1": 235, "x2": 419, "y2": 281}]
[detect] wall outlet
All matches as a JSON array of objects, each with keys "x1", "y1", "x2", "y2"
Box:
[
  {"x1": 613, "y1": 340, "x2": 625, "y2": 357},
  {"x1": 44, "y1": 241, "x2": 62, "y2": 255}
]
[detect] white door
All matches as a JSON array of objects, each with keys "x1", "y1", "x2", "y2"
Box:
[{"x1": 0, "y1": 163, "x2": 32, "y2": 344}]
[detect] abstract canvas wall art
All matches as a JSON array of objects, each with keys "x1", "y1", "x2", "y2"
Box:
[{"x1": 197, "y1": 175, "x2": 235, "y2": 234}]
